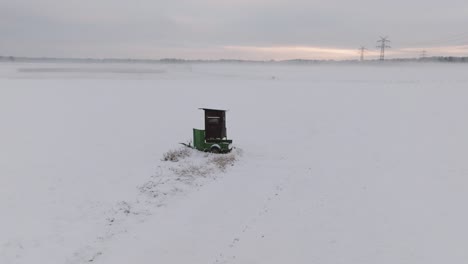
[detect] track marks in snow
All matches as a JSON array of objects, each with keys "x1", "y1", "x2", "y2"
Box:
[
  {"x1": 214, "y1": 177, "x2": 288, "y2": 264},
  {"x1": 2, "y1": 240, "x2": 25, "y2": 264},
  {"x1": 70, "y1": 148, "x2": 242, "y2": 264}
]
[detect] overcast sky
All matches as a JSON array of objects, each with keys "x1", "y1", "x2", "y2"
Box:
[{"x1": 1, "y1": 0, "x2": 468, "y2": 60}]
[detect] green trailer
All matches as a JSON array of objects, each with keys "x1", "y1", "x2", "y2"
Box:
[{"x1": 182, "y1": 108, "x2": 233, "y2": 153}]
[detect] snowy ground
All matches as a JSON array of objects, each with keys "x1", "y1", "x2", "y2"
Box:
[{"x1": 1, "y1": 62, "x2": 468, "y2": 264}]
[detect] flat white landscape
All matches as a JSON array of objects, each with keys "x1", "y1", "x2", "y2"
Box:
[{"x1": 1, "y1": 62, "x2": 468, "y2": 264}]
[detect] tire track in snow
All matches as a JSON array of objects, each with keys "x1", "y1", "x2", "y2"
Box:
[
  {"x1": 213, "y1": 175, "x2": 289, "y2": 264},
  {"x1": 69, "y1": 149, "x2": 242, "y2": 264}
]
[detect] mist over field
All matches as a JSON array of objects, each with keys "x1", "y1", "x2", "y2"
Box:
[{"x1": 1, "y1": 62, "x2": 468, "y2": 264}]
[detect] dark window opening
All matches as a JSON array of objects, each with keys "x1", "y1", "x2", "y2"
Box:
[{"x1": 207, "y1": 117, "x2": 220, "y2": 124}]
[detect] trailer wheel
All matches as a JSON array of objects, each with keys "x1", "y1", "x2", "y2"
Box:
[{"x1": 210, "y1": 146, "x2": 221, "y2": 153}]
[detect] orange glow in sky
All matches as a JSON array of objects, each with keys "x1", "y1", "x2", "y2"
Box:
[{"x1": 222, "y1": 45, "x2": 468, "y2": 61}]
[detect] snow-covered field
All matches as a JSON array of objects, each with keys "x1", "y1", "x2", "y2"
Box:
[{"x1": 1, "y1": 62, "x2": 468, "y2": 264}]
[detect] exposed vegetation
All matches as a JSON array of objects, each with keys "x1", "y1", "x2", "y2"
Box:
[{"x1": 162, "y1": 147, "x2": 191, "y2": 162}]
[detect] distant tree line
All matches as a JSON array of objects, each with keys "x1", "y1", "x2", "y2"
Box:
[
  {"x1": 1, "y1": 55, "x2": 468, "y2": 64},
  {"x1": 0, "y1": 56, "x2": 16, "y2": 61}
]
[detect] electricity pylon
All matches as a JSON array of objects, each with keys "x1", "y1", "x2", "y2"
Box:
[
  {"x1": 420, "y1": 50, "x2": 427, "y2": 59},
  {"x1": 377, "y1": 36, "x2": 391, "y2": 61},
  {"x1": 359, "y1": 46, "x2": 368, "y2": 61}
]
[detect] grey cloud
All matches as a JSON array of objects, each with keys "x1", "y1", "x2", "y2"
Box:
[{"x1": 1, "y1": 0, "x2": 468, "y2": 58}]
